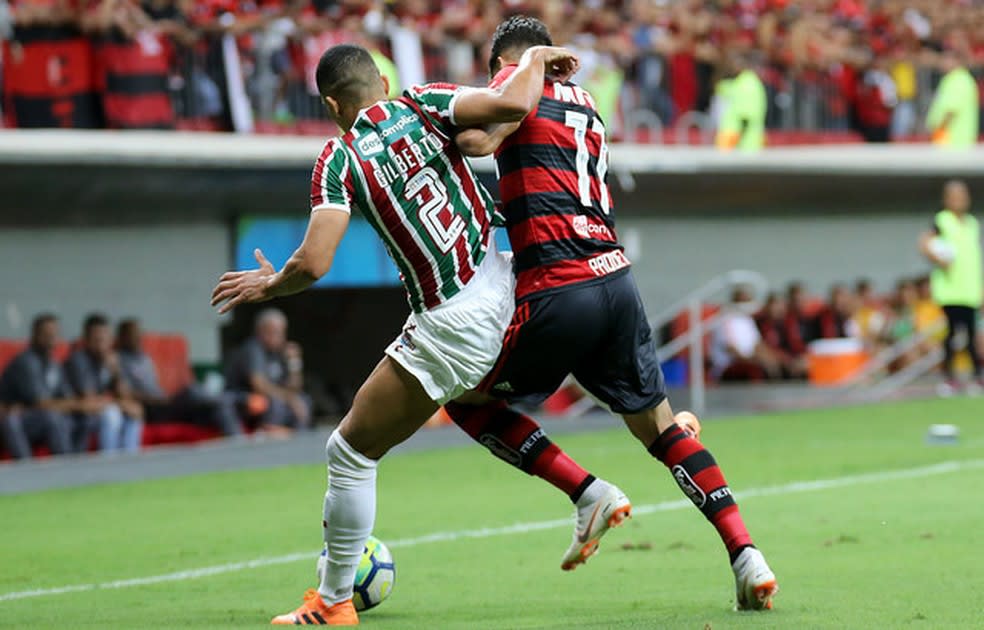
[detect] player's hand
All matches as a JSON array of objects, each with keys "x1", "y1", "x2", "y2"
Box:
[
  {"x1": 211, "y1": 248, "x2": 277, "y2": 314},
  {"x1": 529, "y1": 46, "x2": 580, "y2": 82}
]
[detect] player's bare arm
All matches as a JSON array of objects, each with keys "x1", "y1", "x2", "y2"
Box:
[
  {"x1": 451, "y1": 45, "x2": 579, "y2": 127},
  {"x1": 210, "y1": 208, "x2": 350, "y2": 314},
  {"x1": 455, "y1": 122, "x2": 521, "y2": 157}
]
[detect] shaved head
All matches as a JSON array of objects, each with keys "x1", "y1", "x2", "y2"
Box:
[{"x1": 316, "y1": 44, "x2": 384, "y2": 106}]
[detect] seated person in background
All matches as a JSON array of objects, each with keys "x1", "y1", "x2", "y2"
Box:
[
  {"x1": 64, "y1": 313, "x2": 143, "y2": 453},
  {"x1": 815, "y1": 284, "x2": 860, "y2": 339},
  {"x1": 886, "y1": 279, "x2": 923, "y2": 371},
  {"x1": 221, "y1": 308, "x2": 310, "y2": 434},
  {"x1": 711, "y1": 287, "x2": 782, "y2": 381},
  {"x1": 853, "y1": 278, "x2": 888, "y2": 351},
  {"x1": 783, "y1": 281, "x2": 814, "y2": 357},
  {"x1": 755, "y1": 292, "x2": 808, "y2": 379},
  {"x1": 913, "y1": 275, "x2": 946, "y2": 343},
  {"x1": 116, "y1": 318, "x2": 242, "y2": 436},
  {"x1": 0, "y1": 314, "x2": 75, "y2": 459}
]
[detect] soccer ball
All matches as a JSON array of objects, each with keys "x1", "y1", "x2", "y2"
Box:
[{"x1": 316, "y1": 535, "x2": 396, "y2": 611}]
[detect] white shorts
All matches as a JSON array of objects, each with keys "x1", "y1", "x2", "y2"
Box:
[{"x1": 385, "y1": 243, "x2": 515, "y2": 405}]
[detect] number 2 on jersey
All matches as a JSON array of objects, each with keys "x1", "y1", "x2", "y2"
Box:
[
  {"x1": 564, "y1": 111, "x2": 611, "y2": 214},
  {"x1": 403, "y1": 166, "x2": 465, "y2": 253}
]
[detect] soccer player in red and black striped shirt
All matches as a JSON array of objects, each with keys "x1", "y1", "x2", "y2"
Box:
[{"x1": 444, "y1": 15, "x2": 779, "y2": 610}]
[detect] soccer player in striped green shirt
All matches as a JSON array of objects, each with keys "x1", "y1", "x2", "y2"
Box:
[{"x1": 212, "y1": 43, "x2": 581, "y2": 625}]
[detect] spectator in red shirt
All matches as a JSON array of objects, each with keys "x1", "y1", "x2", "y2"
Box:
[
  {"x1": 756, "y1": 292, "x2": 808, "y2": 379},
  {"x1": 854, "y1": 53, "x2": 897, "y2": 143},
  {"x1": 816, "y1": 284, "x2": 860, "y2": 339},
  {"x1": 3, "y1": 0, "x2": 103, "y2": 127},
  {"x1": 89, "y1": 0, "x2": 178, "y2": 128},
  {"x1": 783, "y1": 281, "x2": 813, "y2": 357}
]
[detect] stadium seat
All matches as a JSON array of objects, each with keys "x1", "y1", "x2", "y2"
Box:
[
  {"x1": 0, "y1": 334, "x2": 228, "y2": 459},
  {"x1": 140, "y1": 334, "x2": 193, "y2": 397}
]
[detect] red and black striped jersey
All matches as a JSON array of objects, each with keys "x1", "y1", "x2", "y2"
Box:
[{"x1": 490, "y1": 65, "x2": 629, "y2": 302}]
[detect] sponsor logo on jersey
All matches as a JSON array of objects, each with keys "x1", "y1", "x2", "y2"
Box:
[
  {"x1": 518, "y1": 428, "x2": 543, "y2": 455},
  {"x1": 587, "y1": 250, "x2": 630, "y2": 276},
  {"x1": 572, "y1": 215, "x2": 613, "y2": 240},
  {"x1": 708, "y1": 487, "x2": 732, "y2": 503},
  {"x1": 357, "y1": 132, "x2": 383, "y2": 158},
  {"x1": 381, "y1": 114, "x2": 418, "y2": 138},
  {"x1": 479, "y1": 434, "x2": 522, "y2": 467},
  {"x1": 671, "y1": 465, "x2": 706, "y2": 508}
]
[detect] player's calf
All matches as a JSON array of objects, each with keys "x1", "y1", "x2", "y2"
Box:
[
  {"x1": 445, "y1": 400, "x2": 632, "y2": 570},
  {"x1": 444, "y1": 400, "x2": 596, "y2": 502}
]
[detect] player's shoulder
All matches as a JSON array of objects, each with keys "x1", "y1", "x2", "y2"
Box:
[
  {"x1": 405, "y1": 82, "x2": 464, "y2": 100},
  {"x1": 315, "y1": 136, "x2": 354, "y2": 167}
]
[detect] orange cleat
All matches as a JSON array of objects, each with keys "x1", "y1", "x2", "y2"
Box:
[
  {"x1": 732, "y1": 548, "x2": 778, "y2": 611},
  {"x1": 561, "y1": 482, "x2": 632, "y2": 571},
  {"x1": 271, "y1": 589, "x2": 359, "y2": 626}
]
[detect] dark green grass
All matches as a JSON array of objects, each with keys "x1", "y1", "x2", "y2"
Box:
[{"x1": 2, "y1": 397, "x2": 983, "y2": 629}]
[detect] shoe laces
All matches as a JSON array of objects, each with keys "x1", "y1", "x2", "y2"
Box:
[{"x1": 302, "y1": 589, "x2": 322, "y2": 605}]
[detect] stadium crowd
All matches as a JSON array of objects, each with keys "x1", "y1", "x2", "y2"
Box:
[
  {"x1": 708, "y1": 275, "x2": 962, "y2": 382},
  {"x1": 0, "y1": 308, "x2": 311, "y2": 460},
  {"x1": 1, "y1": 0, "x2": 982, "y2": 142}
]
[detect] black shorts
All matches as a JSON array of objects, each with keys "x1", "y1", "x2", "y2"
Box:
[{"x1": 480, "y1": 270, "x2": 667, "y2": 414}]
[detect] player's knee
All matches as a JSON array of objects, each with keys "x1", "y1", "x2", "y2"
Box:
[
  {"x1": 622, "y1": 400, "x2": 674, "y2": 446},
  {"x1": 326, "y1": 430, "x2": 377, "y2": 479}
]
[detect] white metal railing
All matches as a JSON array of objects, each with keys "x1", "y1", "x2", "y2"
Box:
[
  {"x1": 860, "y1": 346, "x2": 944, "y2": 401},
  {"x1": 649, "y1": 270, "x2": 770, "y2": 417},
  {"x1": 841, "y1": 320, "x2": 946, "y2": 389},
  {"x1": 674, "y1": 110, "x2": 715, "y2": 146}
]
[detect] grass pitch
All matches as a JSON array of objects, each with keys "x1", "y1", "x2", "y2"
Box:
[{"x1": 2, "y1": 397, "x2": 983, "y2": 629}]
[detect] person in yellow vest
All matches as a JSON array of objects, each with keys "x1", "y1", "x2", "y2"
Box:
[
  {"x1": 370, "y1": 49, "x2": 401, "y2": 99},
  {"x1": 919, "y1": 180, "x2": 982, "y2": 394},
  {"x1": 926, "y1": 50, "x2": 979, "y2": 149},
  {"x1": 715, "y1": 55, "x2": 767, "y2": 152}
]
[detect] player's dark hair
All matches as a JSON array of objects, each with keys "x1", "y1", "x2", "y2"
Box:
[
  {"x1": 316, "y1": 44, "x2": 380, "y2": 104},
  {"x1": 83, "y1": 312, "x2": 110, "y2": 336},
  {"x1": 31, "y1": 313, "x2": 58, "y2": 338},
  {"x1": 489, "y1": 15, "x2": 552, "y2": 77}
]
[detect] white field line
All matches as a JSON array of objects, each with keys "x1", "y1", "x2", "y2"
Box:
[{"x1": 2, "y1": 458, "x2": 983, "y2": 603}]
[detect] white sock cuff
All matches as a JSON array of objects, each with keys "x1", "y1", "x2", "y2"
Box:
[{"x1": 327, "y1": 430, "x2": 377, "y2": 471}]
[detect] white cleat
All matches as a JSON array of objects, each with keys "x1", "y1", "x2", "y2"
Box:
[
  {"x1": 560, "y1": 481, "x2": 632, "y2": 571},
  {"x1": 732, "y1": 547, "x2": 778, "y2": 611}
]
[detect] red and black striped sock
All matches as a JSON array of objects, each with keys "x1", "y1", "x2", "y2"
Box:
[
  {"x1": 649, "y1": 423, "x2": 754, "y2": 562},
  {"x1": 445, "y1": 401, "x2": 594, "y2": 502}
]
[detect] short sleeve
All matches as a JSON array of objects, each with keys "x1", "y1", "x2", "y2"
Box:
[
  {"x1": 244, "y1": 341, "x2": 267, "y2": 381},
  {"x1": 404, "y1": 82, "x2": 466, "y2": 135},
  {"x1": 310, "y1": 138, "x2": 354, "y2": 214},
  {"x1": 64, "y1": 353, "x2": 94, "y2": 396},
  {"x1": 4, "y1": 355, "x2": 44, "y2": 406}
]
